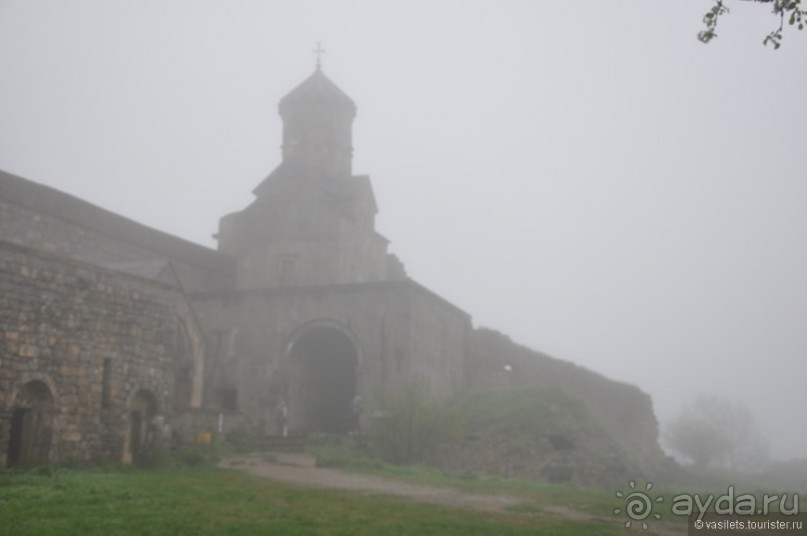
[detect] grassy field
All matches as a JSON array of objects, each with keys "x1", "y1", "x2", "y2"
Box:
[
  {"x1": 0, "y1": 466, "x2": 638, "y2": 536},
  {"x1": 309, "y1": 438, "x2": 619, "y2": 517}
]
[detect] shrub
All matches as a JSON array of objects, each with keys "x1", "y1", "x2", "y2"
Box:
[
  {"x1": 224, "y1": 426, "x2": 259, "y2": 453},
  {"x1": 370, "y1": 381, "x2": 464, "y2": 465},
  {"x1": 307, "y1": 434, "x2": 383, "y2": 470},
  {"x1": 172, "y1": 445, "x2": 220, "y2": 468}
]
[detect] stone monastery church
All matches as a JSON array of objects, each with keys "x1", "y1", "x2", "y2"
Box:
[{"x1": 0, "y1": 66, "x2": 666, "y2": 473}]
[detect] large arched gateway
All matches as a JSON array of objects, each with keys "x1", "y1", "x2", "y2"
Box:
[{"x1": 287, "y1": 325, "x2": 358, "y2": 434}]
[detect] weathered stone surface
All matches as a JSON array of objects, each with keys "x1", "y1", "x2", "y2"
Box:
[
  {"x1": 465, "y1": 328, "x2": 677, "y2": 482},
  {"x1": 191, "y1": 280, "x2": 470, "y2": 433},
  {"x1": 0, "y1": 241, "x2": 204, "y2": 465}
]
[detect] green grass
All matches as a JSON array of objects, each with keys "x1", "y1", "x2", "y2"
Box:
[
  {"x1": 308, "y1": 434, "x2": 621, "y2": 517},
  {"x1": 453, "y1": 387, "x2": 589, "y2": 430},
  {"x1": 0, "y1": 466, "x2": 634, "y2": 536},
  {"x1": 305, "y1": 435, "x2": 696, "y2": 535}
]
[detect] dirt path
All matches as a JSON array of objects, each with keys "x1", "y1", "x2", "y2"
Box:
[
  {"x1": 219, "y1": 452, "x2": 685, "y2": 535},
  {"x1": 220, "y1": 452, "x2": 520, "y2": 513}
]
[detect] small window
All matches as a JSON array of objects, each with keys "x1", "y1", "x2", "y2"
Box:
[
  {"x1": 101, "y1": 358, "x2": 113, "y2": 408},
  {"x1": 216, "y1": 388, "x2": 238, "y2": 412}
]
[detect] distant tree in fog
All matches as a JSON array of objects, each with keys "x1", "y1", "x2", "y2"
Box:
[
  {"x1": 699, "y1": 0, "x2": 806, "y2": 48},
  {"x1": 665, "y1": 395, "x2": 769, "y2": 471}
]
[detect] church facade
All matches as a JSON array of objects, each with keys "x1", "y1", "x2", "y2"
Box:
[
  {"x1": 0, "y1": 67, "x2": 471, "y2": 465},
  {"x1": 0, "y1": 68, "x2": 669, "y2": 481},
  {"x1": 193, "y1": 68, "x2": 471, "y2": 434}
]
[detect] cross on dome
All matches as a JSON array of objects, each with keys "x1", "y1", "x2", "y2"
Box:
[{"x1": 313, "y1": 41, "x2": 326, "y2": 70}]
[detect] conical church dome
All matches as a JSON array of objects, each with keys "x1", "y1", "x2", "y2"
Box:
[
  {"x1": 276, "y1": 68, "x2": 356, "y2": 180},
  {"x1": 279, "y1": 68, "x2": 356, "y2": 115}
]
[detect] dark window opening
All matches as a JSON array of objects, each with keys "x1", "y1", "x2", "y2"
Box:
[
  {"x1": 101, "y1": 358, "x2": 112, "y2": 408},
  {"x1": 7, "y1": 409, "x2": 27, "y2": 466},
  {"x1": 216, "y1": 388, "x2": 238, "y2": 412}
]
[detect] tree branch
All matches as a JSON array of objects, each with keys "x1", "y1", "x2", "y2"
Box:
[{"x1": 698, "y1": 0, "x2": 805, "y2": 48}]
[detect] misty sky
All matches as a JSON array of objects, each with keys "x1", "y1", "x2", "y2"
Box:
[{"x1": 0, "y1": 1, "x2": 805, "y2": 460}]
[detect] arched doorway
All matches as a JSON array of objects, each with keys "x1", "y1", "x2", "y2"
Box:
[
  {"x1": 123, "y1": 389, "x2": 158, "y2": 465},
  {"x1": 7, "y1": 380, "x2": 55, "y2": 467},
  {"x1": 288, "y1": 325, "x2": 358, "y2": 434}
]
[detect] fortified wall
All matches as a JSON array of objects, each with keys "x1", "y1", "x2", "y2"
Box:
[{"x1": 466, "y1": 328, "x2": 675, "y2": 481}]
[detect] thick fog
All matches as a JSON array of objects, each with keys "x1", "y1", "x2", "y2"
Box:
[{"x1": 0, "y1": 1, "x2": 805, "y2": 460}]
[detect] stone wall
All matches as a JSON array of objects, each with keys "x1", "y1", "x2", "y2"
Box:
[
  {"x1": 171, "y1": 408, "x2": 249, "y2": 446},
  {"x1": 0, "y1": 240, "x2": 204, "y2": 465},
  {"x1": 466, "y1": 328, "x2": 675, "y2": 479}
]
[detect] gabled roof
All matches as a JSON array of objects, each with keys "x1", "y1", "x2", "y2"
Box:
[
  {"x1": 248, "y1": 169, "x2": 377, "y2": 222},
  {"x1": 0, "y1": 168, "x2": 235, "y2": 276},
  {"x1": 101, "y1": 259, "x2": 182, "y2": 288}
]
